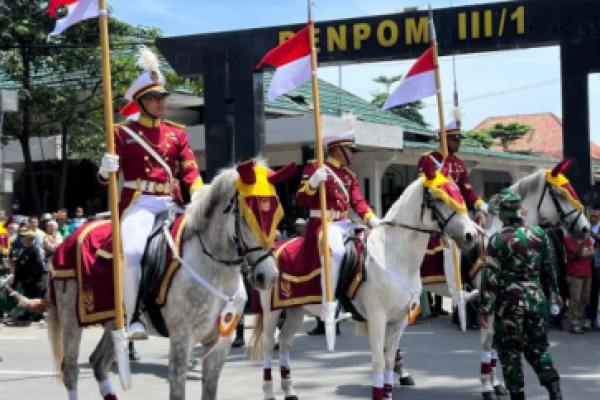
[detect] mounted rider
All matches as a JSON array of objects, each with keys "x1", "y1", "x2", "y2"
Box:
[
  {"x1": 98, "y1": 46, "x2": 204, "y2": 340},
  {"x1": 418, "y1": 113, "x2": 489, "y2": 303},
  {"x1": 296, "y1": 120, "x2": 381, "y2": 339}
]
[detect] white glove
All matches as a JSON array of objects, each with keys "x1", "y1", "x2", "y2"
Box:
[
  {"x1": 99, "y1": 153, "x2": 119, "y2": 179},
  {"x1": 478, "y1": 202, "x2": 489, "y2": 215},
  {"x1": 368, "y1": 216, "x2": 382, "y2": 228},
  {"x1": 308, "y1": 167, "x2": 328, "y2": 189}
]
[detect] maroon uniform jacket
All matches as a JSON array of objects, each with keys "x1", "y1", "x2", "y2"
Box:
[{"x1": 99, "y1": 115, "x2": 203, "y2": 216}]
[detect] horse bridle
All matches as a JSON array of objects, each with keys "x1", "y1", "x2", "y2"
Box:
[
  {"x1": 536, "y1": 182, "x2": 583, "y2": 233},
  {"x1": 195, "y1": 194, "x2": 274, "y2": 272},
  {"x1": 380, "y1": 188, "x2": 458, "y2": 237}
]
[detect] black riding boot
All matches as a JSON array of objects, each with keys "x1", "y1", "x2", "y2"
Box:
[
  {"x1": 232, "y1": 323, "x2": 245, "y2": 348},
  {"x1": 509, "y1": 391, "x2": 525, "y2": 400},
  {"x1": 307, "y1": 318, "x2": 325, "y2": 335},
  {"x1": 543, "y1": 380, "x2": 563, "y2": 400},
  {"x1": 129, "y1": 342, "x2": 140, "y2": 361}
]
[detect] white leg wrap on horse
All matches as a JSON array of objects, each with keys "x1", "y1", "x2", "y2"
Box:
[
  {"x1": 443, "y1": 242, "x2": 459, "y2": 300},
  {"x1": 279, "y1": 352, "x2": 290, "y2": 368},
  {"x1": 263, "y1": 356, "x2": 272, "y2": 369},
  {"x1": 372, "y1": 372, "x2": 384, "y2": 388},
  {"x1": 384, "y1": 371, "x2": 394, "y2": 399},
  {"x1": 480, "y1": 351, "x2": 494, "y2": 391},
  {"x1": 99, "y1": 379, "x2": 115, "y2": 397},
  {"x1": 68, "y1": 389, "x2": 78, "y2": 400}
]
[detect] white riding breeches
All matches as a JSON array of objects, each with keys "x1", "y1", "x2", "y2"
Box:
[
  {"x1": 121, "y1": 195, "x2": 179, "y2": 324},
  {"x1": 321, "y1": 219, "x2": 358, "y2": 301}
]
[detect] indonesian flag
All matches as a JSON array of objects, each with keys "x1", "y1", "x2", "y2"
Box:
[
  {"x1": 382, "y1": 46, "x2": 437, "y2": 110},
  {"x1": 256, "y1": 24, "x2": 312, "y2": 102},
  {"x1": 47, "y1": 0, "x2": 100, "y2": 40}
]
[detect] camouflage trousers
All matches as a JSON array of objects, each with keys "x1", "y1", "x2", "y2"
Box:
[{"x1": 494, "y1": 288, "x2": 560, "y2": 393}]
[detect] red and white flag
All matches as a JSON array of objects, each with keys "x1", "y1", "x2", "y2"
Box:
[
  {"x1": 257, "y1": 24, "x2": 312, "y2": 102},
  {"x1": 382, "y1": 46, "x2": 437, "y2": 110},
  {"x1": 47, "y1": 0, "x2": 100, "y2": 40}
]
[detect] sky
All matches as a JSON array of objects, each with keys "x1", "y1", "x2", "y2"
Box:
[{"x1": 111, "y1": 0, "x2": 600, "y2": 144}]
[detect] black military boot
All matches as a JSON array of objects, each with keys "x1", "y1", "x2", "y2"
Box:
[
  {"x1": 509, "y1": 391, "x2": 525, "y2": 400},
  {"x1": 307, "y1": 318, "x2": 325, "y2": 335},
  {"x1": 543, "y1": 380, "x2": 563, "y2": 400},
  {"x1": 231, "y1": 323, "x2": 245, "y2": 348},
  {"x1": 129, "y1": 342, "x2": 140, "y2": 361}
]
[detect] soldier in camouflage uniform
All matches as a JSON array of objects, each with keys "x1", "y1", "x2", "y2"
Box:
[{"x1": 478, "y1": 189, "x2": 564, "y2": 400}]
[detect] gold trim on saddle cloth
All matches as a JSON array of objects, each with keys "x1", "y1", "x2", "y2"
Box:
[
  {"x1": 347, "y1": 249, "x2": 365, "y2": 299},
  {"x1": 272, "y1": 237, "x2": 322, "y2": 308},
  {"x1": 156, "y1": 214, "x2": 188, "y2": 306},
  {"x1": 422, "y1": 275, "x2": 447, "y2": 284},
  {"x1": 469, "y1": 256, "x2": 483, "y2": 279},
  {"x1": 76, "y1": 220, "x2": 116, "y2": 324}
]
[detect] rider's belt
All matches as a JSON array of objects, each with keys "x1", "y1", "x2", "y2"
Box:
[
  {"x1": 309, "y1": 210, "x2": 347, "y2": 221},
  {"x1": 124, "y1": 179, "x2": 173, "y2": 195}
]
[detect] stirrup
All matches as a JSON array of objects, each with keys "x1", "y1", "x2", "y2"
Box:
[{"x1": 128, "y1": 321, "x2": 149, "y2": 341}]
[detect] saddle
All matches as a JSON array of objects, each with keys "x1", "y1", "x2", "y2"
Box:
[
  {"x1": 335, "y1": 226, "x2": 369, "y2": 322},
  {"x1": 138, "y1": 209, "x2": 183, "y2": 337}
]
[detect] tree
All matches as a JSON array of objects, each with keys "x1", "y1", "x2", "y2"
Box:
[
  {"x1": 486, "y1": 122, "x2": 531, "y2": 151},
  {"x1": 461, "y1": 129, "x2": 495, "y2": 149},
  {"x1": 370, "y1": 75, "x2": 428, "y2": 128},
  {"x1": 0, "y1": 0, "x2": 202, "y2": 212}
]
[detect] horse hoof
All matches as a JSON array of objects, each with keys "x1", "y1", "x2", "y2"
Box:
[
  {"x1": 481, "y1": 391, "x2": 497, "y2": 400},
  {"x1": 284, "y1": 396, "x2": 298, "y2": 400},
  {"x1": 104, "y1": 395, "x2": 118, "y2": 400},
  {"x1": 494, "y1": 385, "x2": 508, "y2": 396},
  {"x1": 399, "y1": 376, "x2": 415, "y2": 386}
]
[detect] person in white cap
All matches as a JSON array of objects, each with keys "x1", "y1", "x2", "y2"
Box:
[
  {"x1": 296, "y1": 120, "x2": 380, "y2": 344},
  {"x1": 97, "y1": 46, "x2": 204, "y2": 340}
]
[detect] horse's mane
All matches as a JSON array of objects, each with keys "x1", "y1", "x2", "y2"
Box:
[
  {"x1": 510, "y1": 169, "x2": 544, "y2": 199},
  {"x1": 384, "y1": 176, "x2": 424, "y2": 220},
  {"x1": 186, "y1": 157, "x2": 269, "y2": 231}
]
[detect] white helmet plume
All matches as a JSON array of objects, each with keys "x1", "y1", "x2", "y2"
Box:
[
  {"x1": 135, "y1": 45, "x2": 160, "y2": 73},
  {"x1": 451, "y1": 106, "x2": 462, "y2": 123},
  {"x1": 342, "y1": 112, "x2": 359, "y2": 130}
]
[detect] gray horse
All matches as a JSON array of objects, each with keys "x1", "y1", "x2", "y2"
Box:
[{"x1": 47, "y1": 159, "x2": 293, "y2": 400}]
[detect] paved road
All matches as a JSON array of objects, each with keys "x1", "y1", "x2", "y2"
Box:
[{"x1": 1, "y1": 315, "x2": 598, "y2": 399}]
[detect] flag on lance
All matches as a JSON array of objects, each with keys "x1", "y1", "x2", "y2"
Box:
[
  {"x1": 382, "y1": 46, "x2": 438, "y2": 110},
  {"x1": 256, "y1": 24, "x2": 313, "y2": 102},
  {"x1": 47, "y1": 0, "x2": 100, "y2": 40}
]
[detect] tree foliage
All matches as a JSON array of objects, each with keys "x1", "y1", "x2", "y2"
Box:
[
  {"x1": 486, "y1": 122, "x2": 531, "y2": 151},
  {"x1": 370, "y1": 74, "x2": 428, "y2": 128},
  {"x1": 461, "y1": 129, "x2": 495, "y2": 149}
]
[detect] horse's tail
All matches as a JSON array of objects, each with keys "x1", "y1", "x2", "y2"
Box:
[
  {"x1": 46, "y1": 282, "x2": 64, "y2": 383},
  {"x1": 249, "y1": 314, "x2": 264, "y2": 360},
  {"x1": 354, "y1": 320, "x2": 369, "y2": 337}
]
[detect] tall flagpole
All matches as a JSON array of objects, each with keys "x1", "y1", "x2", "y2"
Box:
[
  {"x1": 307, "y1": 0, "x2": 335, "y2": 351},
  {"x1": 429, "y1": 6, "x2": 466, "y2": 332},
  {"x1": 98, "y1": 0, "x2": 131, "y2": 388}
]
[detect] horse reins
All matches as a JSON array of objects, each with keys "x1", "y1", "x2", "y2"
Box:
[
  {"x1": 377, "y1": 189, "x2": 457, "y2": 237},
  {"x1": 536, "y1": 183, "x2": 583, "y2": 233},
  {"x1": 196, "y1": 194, "x2": 274, "y2": 271}
]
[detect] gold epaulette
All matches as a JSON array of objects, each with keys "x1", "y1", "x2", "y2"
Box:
[
  {"x1": 342, "y1": 166, "x2": 356, "y2": 177},
  {"x1": 306, "y1": 159, "x2": 317, "y2": 164},
  {"x1": 114, "y1": 119, "x2": 132, "y2": 128},
  {"x1": 420, "y1": 150, "x2": 433, "y2": 157},
  {"x1": 164, "y1": 119, "x2": 186, "y2": 129}
]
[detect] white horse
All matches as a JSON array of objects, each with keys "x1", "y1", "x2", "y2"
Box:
[
  {"x1": 47, "y1": 158, "x2": 292, "y2": 400},
  {"x1": 250, "y1": 163, "x2": 477, "y2": 400},
  {"x1": 425, "y1": 160, "x2": 590, "y2": 400}
]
